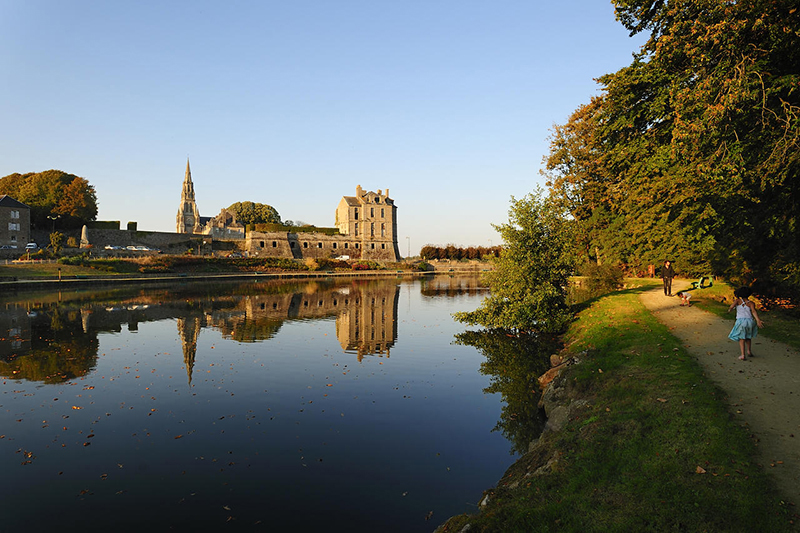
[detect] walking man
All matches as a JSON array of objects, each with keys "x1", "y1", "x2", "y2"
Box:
[{"x1": 661, "y1": 260, "x2": 675, "y2": 296}]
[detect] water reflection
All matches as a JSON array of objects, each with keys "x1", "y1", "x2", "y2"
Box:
[
  {"x1": 0, "y1": 276, "x2": 547, "y2": 532},
  {"x1": 1, "y1": 279, "x2": 403, "y2": 384},
  {"x1": 455, "y1": 330, "x2": 557, "y2": 455}
]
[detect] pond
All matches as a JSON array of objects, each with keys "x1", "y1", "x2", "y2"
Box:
[{"x1": 0, "y1": 275, "x2": 550, "y2": 531}]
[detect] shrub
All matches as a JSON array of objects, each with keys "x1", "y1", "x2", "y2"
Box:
[{"x1": 582, "y1": 263, "x2": 625, "y2": 295}]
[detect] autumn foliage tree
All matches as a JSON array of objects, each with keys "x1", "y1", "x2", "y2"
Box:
[
  {"x1": 0, "y1": 170, "x2": 98, "y2": 229},
  {"x1": 544, "y1": 0, "x2": 800, "y2": 292}
]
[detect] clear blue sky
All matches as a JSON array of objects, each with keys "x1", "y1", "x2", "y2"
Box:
[{"x1": 0, "y1": 1, "x2": 644, "y2": 255}]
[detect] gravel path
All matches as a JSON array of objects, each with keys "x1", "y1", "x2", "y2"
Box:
[{"x1": 640, "y1": 284, "x2": 800, "y2": 506}]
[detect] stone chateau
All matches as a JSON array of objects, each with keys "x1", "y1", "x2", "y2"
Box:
[{"x1": 176, "y1": 159, "x2": 401, "y2": 262}]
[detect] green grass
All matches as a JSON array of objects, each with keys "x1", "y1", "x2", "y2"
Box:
[
  {"x1": 685, "y1": 280, "x2": 800, "y2": 353},
  {"x1": 438, "y1": 286, "x2": 795, "y2": 532},
  {"x1": 0, "y1": 262, "x2": 126, "y2": 278}
]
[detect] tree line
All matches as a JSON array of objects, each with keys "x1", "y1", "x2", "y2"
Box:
[
  {"x1": 0, "y1": 170, "x2": 97, "y2": 229},
  {"x1": 420, "y1": 244, "x2": 502, "y2": 261},
  {"x1": 543, "y1": 0, "x2": 799, "y2": 293},
  {"x1": 458, "y1": 0, "x2": 800, "y2": 334}
]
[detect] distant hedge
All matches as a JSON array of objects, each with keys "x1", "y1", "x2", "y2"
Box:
[{"x1": 250, "y1": 223, "x2": 340, "y2": 236}]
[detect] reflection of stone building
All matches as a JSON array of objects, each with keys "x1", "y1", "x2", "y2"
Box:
[
  {"x1": 336, "y1": 284, "x2": 399, "y2": 361},
  {"x1": 203, "y1": 282, "x2": 400, "y2": 360},
  {"x1": 0, "y1": 305, "x2": 30, "y2": 360},
  {"x1": 0, "y1": 279, "x2": 403, "y2": 383}
]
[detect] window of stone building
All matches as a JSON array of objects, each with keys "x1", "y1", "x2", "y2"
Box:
[
  {"x1": 260, "y1": 241, "x2": 265, "y2": 248},
  {"x1": 381, "y1": 243, "x2": 385, "y2": 249},
  {"x1": 10, "y1": 210, "x2": 19, "y2": 219},
  {"x1": 375, "y1": 197, "x2": 380, "y2": 203},
  {"x1": 355, "y1": 223, "x2": 359, "y2": 236},
  {"x1": 370, "y1": 223, "x2": 374, "y2": 236},
  {"x1": 318, "y1": 242, "x2": 323, "y2": 248},
  {"x1": 333, "y1": 242, "x2": 337, "y2": 249},
  {"x1": 371, "y1": 243, "x2": 375, "y2": 249},
  {"x1": 303, "y1": 242, "x2": 308, "y2": 248},
  {"x1": 381, "y1": 223, "x2": 385, "y2": 237},
  {"x1": 272, "y1": 241, "x2": 277, "y2": 247},
  {"x1": 370, "y1": 207, "x2": 374, "y2": 217},
  {"x1": 344, "y1": 243, "x2": 349, "y2": 249},
  {"x1": 381, "y1": 208, "x2": 384, "y2": 218},
  {"x1": 355, "y1": 243, "x2": 360, "y2": 249},
  {"x1": 354, "y1": 208, "x2": 359, "y2": 220}
]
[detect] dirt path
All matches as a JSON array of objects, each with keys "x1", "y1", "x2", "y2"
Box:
[{"x1": 640, "y1": 284, "x2": 800, "y2": 506}]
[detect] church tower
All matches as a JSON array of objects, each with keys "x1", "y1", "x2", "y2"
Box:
[{"x1": 176, "y1": 158, "x2": 202, "y2": 234}]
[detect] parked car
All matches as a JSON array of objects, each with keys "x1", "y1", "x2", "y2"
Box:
[
  {"x1": 0, "y1": 244, "x2": 18, "y2": 249},
  {"x1": 25, "y1": 242, "x2": 38, "y2": 251},
  {"x1": 104, "y1": 245, "x2": 123, "y2": 250}
]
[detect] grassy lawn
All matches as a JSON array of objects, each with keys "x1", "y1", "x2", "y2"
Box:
[
  {"x1": 0, "y1": 262, "x2": 127, "y2": 279},
  {"x1": 438, "y1": 285, "x2": 795, "y2": 532},
  {"x1": 684, "y1": 280, "x2": 800, "y2": 353}
]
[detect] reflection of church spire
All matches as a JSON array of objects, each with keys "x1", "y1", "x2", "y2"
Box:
[
  {"x1": 176, "y1": 158, "x2": 202, "y2": 234},
  {"x1": 177, "y1": 316, "x2": 202, "y2": 385}
]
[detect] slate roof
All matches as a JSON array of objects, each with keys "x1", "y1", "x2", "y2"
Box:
[
  {"x1": 0, "y1": 195, "x2": 30, "y2": 209},
  {"x1": 342, "y1": 196, "x2": 361, "y2": 206}
]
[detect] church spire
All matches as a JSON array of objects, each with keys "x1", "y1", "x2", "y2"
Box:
[{"x1": 176, "y1": 158, "x2": 202, "y2": 234}]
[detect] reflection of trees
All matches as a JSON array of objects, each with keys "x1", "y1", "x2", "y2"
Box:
[
  {"x1": 0, "y1": 278, "x2": 406, "y2": 383},
  {"x1": 0, "y1": 309, "x2": 99, "y2": 383},
  {"x1": 455, "y1": 330, "x2": 558, "y2": 455},
  {"x1": 420, "y1": 275, "x2": 488, "y2": 298}
]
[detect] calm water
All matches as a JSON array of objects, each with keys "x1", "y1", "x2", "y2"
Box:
[{"x1": 0, "y1": 276, "x2": 547, "y2": 531}]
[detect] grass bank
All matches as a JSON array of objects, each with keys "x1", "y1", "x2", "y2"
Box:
[
  {"x1": 0, "y1": 256, "x2": 420, "y2": 281},
  {"x1": 438, "y1": 285, "x2": 795, "y2": 532}
]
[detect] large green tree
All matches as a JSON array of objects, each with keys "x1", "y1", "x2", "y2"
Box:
[
  {"x1": 226, "y1": 201, "x2": 281, "y2": 226},
  {"x1": 0, "y1": 170, "x2": 98, "y2": 229},
  {"x1": 454, "y1": 191, "x2": 575, "y2": 333},
  {"x1": 545, "y1": 0, "x2": 800, "y2": 290}
]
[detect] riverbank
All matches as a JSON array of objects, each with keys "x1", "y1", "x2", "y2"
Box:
[{"x1": 437, "y1": 283, "x2": 797, "y2": 531}]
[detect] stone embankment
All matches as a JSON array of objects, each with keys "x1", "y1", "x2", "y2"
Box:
[{"x1": 435, "y1": 353, "x2": 586, "y2": 532}]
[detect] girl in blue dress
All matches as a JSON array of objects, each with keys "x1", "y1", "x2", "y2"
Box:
[{"x1": 727, "y1": 287, "x2": 764, "y2": 360}]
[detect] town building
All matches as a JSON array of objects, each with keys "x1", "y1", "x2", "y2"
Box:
[
  {"x1": 0, "y1": 195, "x2": 30, "y2": 249},
  {"x1": 244, "y1": 185, "x2": 400, "y2": 262},
  {"x1": 176, "y1": 160, "x2": 400, "y2": 261},
  {"x1": 175, "y1": 159, "x2": 246, "y2": 240}
]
